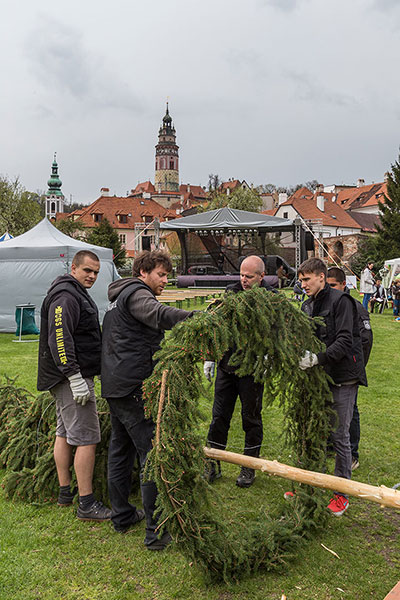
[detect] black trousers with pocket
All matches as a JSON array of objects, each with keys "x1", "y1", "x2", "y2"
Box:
[{"x1": 206, "y1": 368, "x2": 263, "y2": 457}]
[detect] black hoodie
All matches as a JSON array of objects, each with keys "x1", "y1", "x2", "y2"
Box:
[{"x1": 37, "y1": 274, "x2": 101, "y2": 391}]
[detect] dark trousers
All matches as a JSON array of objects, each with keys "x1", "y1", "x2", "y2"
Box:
[
  {"x1": 207, "y1": 368, "x2": 263, "y2": 457},
  {"x1": 349, "y1": 394, "x2": 360, "y2": 460},
  {"x1": 330, "y1": 383, "x2": 357, "y2": 490},
  {"x1": 107, "y1": 395, "x2": 160, "y2": 544}
]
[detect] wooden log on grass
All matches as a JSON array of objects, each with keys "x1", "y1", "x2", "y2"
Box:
[{"x1": 204, "y1": 447, "x2": 400, "y2": 510}]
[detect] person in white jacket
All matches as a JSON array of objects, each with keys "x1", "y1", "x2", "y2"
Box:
[{"x1": 360, "y1": 261, "x2": 375, "y2": 310}]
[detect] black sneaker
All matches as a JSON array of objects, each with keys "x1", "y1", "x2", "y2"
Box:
[
  {"x1": 146, "y1": 531, "x2": 172, "y2": 551},
  {"x1": 203, "y1": 459, "x2": 222, "y2": 483},
  {"x1": 236, "y1": 467, "x2": 255, "y2": 488},
  {"x1": 114, "y1": 509, "x2": 145, "y2": 533},
  {"x1": 57, "y1": 486, "x2": 77, "y2": 507},
  {"x1": 77, "y1": 500, "x2": 112, "y2": 522}
]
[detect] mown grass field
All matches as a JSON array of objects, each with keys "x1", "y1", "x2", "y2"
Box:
[{"x1": 0, "y1": 299, "x2": 399, "y2": 600}]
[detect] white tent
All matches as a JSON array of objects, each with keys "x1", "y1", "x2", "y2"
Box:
[
  {"x1": 384, "y1": 257, "x2": 400, "y2": 287},
  {"x1": 0, "y1": 231, "x2": 13, "y2": 242},
  {"x1": 0, "y1": 218, "x2": 119, "y2": 332}
]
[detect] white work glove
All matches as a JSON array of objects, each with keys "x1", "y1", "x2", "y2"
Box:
[
  {"x1": 203, "y1": 361, "x2": 216, "y2": 381},
  {"x1": 299, "y1": 351, "x2": 319, "y2": 370},
  {"x1": 68, "y1": 373, "x2": 90, "y2": 406}
]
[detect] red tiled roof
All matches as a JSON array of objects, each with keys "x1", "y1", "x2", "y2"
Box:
[
  {"x1": 289, "y1": 186, "x2": 314, "y2": 200},
  {"x1": 179, "y1": 184, "x2": 207, "y2": 199},
  {"x1": 260, "y1": 209, "x2": 276, "y2": 216},
  {"x1": 130, "y1": 181, "x2": 156, "y2": 195},
  {"x1": 347, "y1": 211, "x2": 381, "y2": 232},
  {"x1": 72, "y1": 195, "x2": 178, "y2": 229},
  {"x1": 278, "y1": 192, "x2": 362, "y2": 228},
  {"x1": 219, "y1": 179, "x2": 242, "y2": 191},
  {"x1": 336, "y1": 182, "x2": 387, "y2": 210}
]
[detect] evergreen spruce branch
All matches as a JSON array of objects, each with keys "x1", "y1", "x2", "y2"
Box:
[{"x1": 141, "y1": 288, "x2": 333, "y2": 582}]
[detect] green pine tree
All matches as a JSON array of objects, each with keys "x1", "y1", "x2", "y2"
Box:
[
  {"x1": 376, "y1": 152, "x2": 400, "y2": 260},
  {"x1": 86, "y1": 217, "x2": 126, "y2": 268}
]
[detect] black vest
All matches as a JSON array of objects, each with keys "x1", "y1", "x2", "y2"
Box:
[
  {"x1": 37, "y1": 275, "x2": 101, "y2": 391},
  {"x1": 101, "y1": 279, "x2": 164, "y2": 399},
  {"x1": 302, "y1": 285, "x2": 367, "y2": 386}
]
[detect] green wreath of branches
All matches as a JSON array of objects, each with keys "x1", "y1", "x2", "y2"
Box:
[{"x1": 143, "y1": 287, "x2": 333, "y2": 582}]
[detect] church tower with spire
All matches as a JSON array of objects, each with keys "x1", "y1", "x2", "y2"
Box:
[
  {"x1": 154, "y1": 103, "x2": 179, "y2": 193},
  {"x1": 45, "y1": 153, "x2": 64, "y2": 219}
]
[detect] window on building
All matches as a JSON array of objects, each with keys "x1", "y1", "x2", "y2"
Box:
[
  {"x1": 118, "y1": 214, "x2": 128, "y2": 223},
  {"x1": 170, "y1": 160, "x2": 174, "y2": 169},
  {"x1": 93, "y1": 213, "x2": 103, "y2": 222},
  {"x1": 144, "y1": 216, "x2": 153, "y2": 223},
  {"x1": 51, "y1": 202, "x2": 56, "y2": 212},
  {"x1": 283, "y1": 212, "x2": 288, "y2": 219},
  {"x1": 119, "y1": 234, "x2": 126, "y2": 244}
]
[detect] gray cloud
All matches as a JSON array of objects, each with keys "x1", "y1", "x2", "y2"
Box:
[
  {"x1": 285, "y1": 69, "x2": 359, "y2": 108},
  {"x1": 371, "y1": 0, "x2": 400, "y2": 10},
  {"x1": 258, "y1": 0, "x2": 303, "y2": 12},
  {"x1": 25, "y1": 16, "x2": 143, "y2": 116}
]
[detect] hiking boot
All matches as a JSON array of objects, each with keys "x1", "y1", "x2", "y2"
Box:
[
  {"x1": 236, "y1": 467, "x2": 255, "y2": 488},
  {"x1": 77, "y1": 500, "x2": 112, "y2": 522},
  {"x1": 57, "y1": 486, "x2": 77, "y2": 507},
  {"x1": 145, "y1": 531, "x2": 172, "y2": 551},
  {"x1": 351, "y1": 458, "x2": 360, "y2": 471},
  {"x1": 114, "y1": 509, "x2": 145, "y2": 533},
  {"x1": 327, "y1": 494, "x2": 349, "y2": 517},
  {"x1": 203, "y1": 459, "x2": 222, "y2": 483}
]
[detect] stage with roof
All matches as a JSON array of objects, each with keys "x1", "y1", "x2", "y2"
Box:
[{"x1": 160, "y1": 207, "x2": 308, "y2": 273}]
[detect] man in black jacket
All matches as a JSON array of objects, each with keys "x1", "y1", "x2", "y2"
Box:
[
  {"x1": 298, "y1": 258, "x2": 367, "y2": 517},
  {"x1": 327, "y1": 267, "x2": 373, "y2": 471},
  {"x1": 37, "y1": 250, "x2": 111, "y2": 521},
  {"x1": 101, "y1": 250, "x2": 194, "y2": 549},
  {"x1": 204, "y1": 255, "x2": 277, "y2": 488}
]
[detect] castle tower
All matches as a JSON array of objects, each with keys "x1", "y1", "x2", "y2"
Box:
[
  {"x1": 45, "y1": 153, "x2": 64, "y2": 219},
  {"x1": 155, "y1": 103, "x2": 179, "y2": 193}
]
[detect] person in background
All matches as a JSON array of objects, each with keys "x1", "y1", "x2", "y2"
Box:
[
  {"x1": 391, "y1": 278, "x2": 400, "y2": 316},
  {"x1": 298, "y1": 258, "x2": 367, "y2": 516},
  {"x1": 360, "y1": 261, "x2": 375, "y2": 310},
  {"x1": 369, "y1": 279, "x2": 385, "y2": 314},
  {"x1": 37, "y1": 250, "x2": 111, "y2": 522},
  {"x1": 326, "y1": 267, "x2": 373, "y2": 471}
]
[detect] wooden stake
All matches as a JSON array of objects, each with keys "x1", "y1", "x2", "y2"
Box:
[{"x1": 204, "y1": 447, "x2": 400, "y2": 510}]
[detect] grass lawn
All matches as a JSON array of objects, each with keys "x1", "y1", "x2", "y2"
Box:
[{"x1": 0, "y1": 304, "x2": 399, "y2": 599}]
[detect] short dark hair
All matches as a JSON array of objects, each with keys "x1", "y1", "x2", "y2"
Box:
[
  {"x1": 298, "y1": 258, "x2": 327, "y2": 277},
  {"x1": 132, "y1": 250, "x2": 172, "y2": 277},
  {"x1": 327, "y1": 266, "x2": 346, "y2": 283},
  {"x1": 72, "y1": 250, "x2": 100, "y2": 266}
]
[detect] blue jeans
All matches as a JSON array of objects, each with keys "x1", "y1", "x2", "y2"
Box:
[
  {"x1": 362, "y1": 293, "x2": 372, "y2": 310},
  {"x1": 393, "y1": 299, "x2": 400, "y2": 316},
  {"x1": 107, "y1": 395, "x2": 160, "y2": 544}
]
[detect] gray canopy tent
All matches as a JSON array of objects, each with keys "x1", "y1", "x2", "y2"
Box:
[
  {"x1": 160, "y1": 207, "x2": 306, "y2": 273},
  {"x1": 0, "y1": 218, "x2": 119, "y2": 332}
]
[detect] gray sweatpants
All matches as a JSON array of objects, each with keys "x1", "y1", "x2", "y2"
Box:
[{"x1": 330, "y1": 383, "x2": 358, "y2": 489}]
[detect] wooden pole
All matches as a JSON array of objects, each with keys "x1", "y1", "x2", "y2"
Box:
[{"x1": 204, "y1": 447, "x2": 400, "y2": 511}]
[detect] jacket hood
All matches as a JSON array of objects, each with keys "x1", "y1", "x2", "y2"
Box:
[
  {"x1": 47, "y1": 273, "x2": 88, "y2": 296},
  {"x1": 107, "y1": 277, "x2": 147, "y2": 302}
]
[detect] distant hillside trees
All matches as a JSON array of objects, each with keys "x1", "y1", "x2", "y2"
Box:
[
  {"x1": 375, "y1": 151, "x2": 400, "y2": 260},
  {"x1": 86, "y1": 218, "x2": 126, "y2": 268},
  {"x1": 0, "y1": 176, "x2": 42, "y2": 236}
]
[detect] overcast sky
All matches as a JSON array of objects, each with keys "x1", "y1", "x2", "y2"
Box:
[{"x1": 1, "y1": 0, "x2": 399, "y2": 205}]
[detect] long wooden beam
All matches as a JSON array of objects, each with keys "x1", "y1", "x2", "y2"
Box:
[{"x1": 204, "y1": 447, "x2": 400, "y2": 510}]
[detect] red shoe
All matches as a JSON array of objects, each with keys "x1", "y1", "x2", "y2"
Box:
[
  {"x1": 283, "y1": 490, "x2": 296, "y2": 500},
  {"x1": 327, "y1": 494, "x2": 349, "y2": 517}
]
